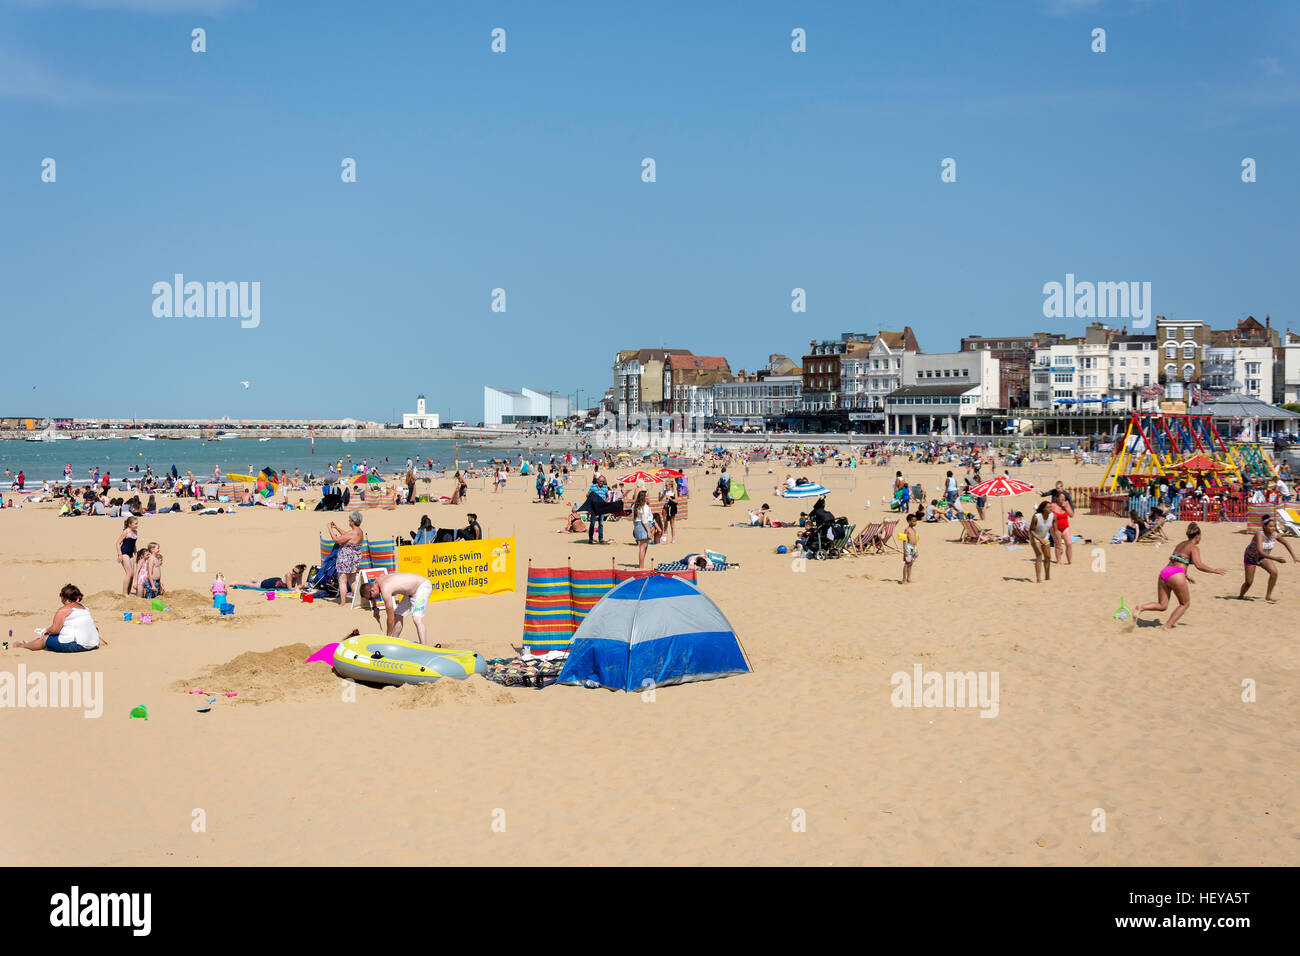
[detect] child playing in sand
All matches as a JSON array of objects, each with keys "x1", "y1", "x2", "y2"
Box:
[
  {"x1": 212, "y1": 572, "x2": 227, "y2": 602},
  {"x1": 148, "y1": 554, "x2": 164, "y2": 598},
  {"x1": 902, "y1": 514, "x2": 918, "y2": 584}
]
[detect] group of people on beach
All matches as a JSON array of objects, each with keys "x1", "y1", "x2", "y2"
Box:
[
  {"x1": 114, "y1": 517, "x2": 165, "y2": 598},
  {"x1": 1130, "y1": 514, "x2": 1297, "y2": 628}
]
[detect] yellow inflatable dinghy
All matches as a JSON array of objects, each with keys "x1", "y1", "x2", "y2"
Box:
[{"x1": 332, "y1": 634, "x2": 486, "y2": 686}]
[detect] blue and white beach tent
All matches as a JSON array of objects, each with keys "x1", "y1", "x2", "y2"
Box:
[
  {"x1": 558, "y1": 575, "x2": 750, "y2": 692},
  {"x1": 781, "y1": 482, "x2": 829, "y2": 498}
]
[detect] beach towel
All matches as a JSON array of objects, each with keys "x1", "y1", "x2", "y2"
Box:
[
  {"x1": 484, "y1": 656, "x2": 566, "y2": 688},
  {"x1": 655, "y1": 560, "x2": 737, "y2": 572},
  {"x1": 230, "y1": 585, "x2": 315, "y2": 596}
]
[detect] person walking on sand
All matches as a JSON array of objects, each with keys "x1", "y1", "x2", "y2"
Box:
[
  {"x1": 1137, "y1": 523, "x2": 1225, "y2": 629},
  {"x1": 632, "y1": 489, "x2": 653, "y2": 568},
  {"x1": 660, "y1": 475, "x2": 678, "y2": 543},
  {"x1": 1238, "y1": 515, "x2": 1296, "y2": 603},
  {"x1": 1029, "y1": 500, "x2": 1055, "y2": 583},
  {"x1": 328, "y1": 511, "x2": 366, "y2": 606},
  {"x1": 115, "y1": 516, "x2": 139, "y2": 596},
  {"x1": 902, "y1": 513, "x2": 919, "y2": 584},
  {"x1": 586, "y1": 475, "x2": 609, "y2": 545},
  {"x1": 1049, "y1": 488, "x2": 1074, "y2": 565}
]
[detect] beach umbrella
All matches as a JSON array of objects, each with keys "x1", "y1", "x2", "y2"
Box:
[
  {"x1": 654, "y1": 468, "x2": 684, "y2": 478},
  {"x1": 968, "y1": 475, "x2": 1035, "y2": 524},
  {"x1": 350, "y1": 472, "x2": 382, "y2": 484},
  {"x1": 1172, "y1": 455, "x2": 1226, "y2": 473},
  {"x1": 782, "y1": 482, "x2": 829, "y2": 499},
  {"x1": 617, "y1": 471, "x2": 664, "y2": 484},
  {"x1": 969, "y1": 476, "x2": 1035, "y2": 498}
]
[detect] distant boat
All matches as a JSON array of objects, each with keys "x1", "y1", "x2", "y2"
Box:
[
  {"x1": 130, "y1": 435, "x2": 156, "y2": 441},
  {"x1": 258, "y1": 437, "x2": 272, "y2": 442}
]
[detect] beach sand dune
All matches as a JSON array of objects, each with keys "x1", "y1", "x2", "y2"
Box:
[{"x1": 2, "y1": 458, "x2": 1297, "y2": 865}]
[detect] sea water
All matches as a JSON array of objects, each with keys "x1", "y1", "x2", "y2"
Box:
[{"x1": 0, "y1": 438, "x2": 533, "y2": 485}]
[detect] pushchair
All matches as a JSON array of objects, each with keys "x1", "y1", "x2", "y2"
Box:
[
  {"x1": 305, "y1": 545, "x2": 341, "y2": 599},
  {"x1": 315, "y1": 490, "x2": 344, "y2": 511},
  {"x1": 802, "y1": 516, "x2": 851, "y2": 560}
]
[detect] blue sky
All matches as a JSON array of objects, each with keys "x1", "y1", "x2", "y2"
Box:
[{"x1": 2, "y1": 0, "x2": 1297, "y2": 421}]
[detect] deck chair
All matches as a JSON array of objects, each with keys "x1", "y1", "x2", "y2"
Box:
[
  {"x1": 826, "y1": 524, "x2": 855, "y2": 559},
  {"x1": 1136, "y1": 520, "x2": 1168, "y2": 543},
  {"x1": 351, "y1": 566, "x2": 389, "y2": 612},
  {"x1": 1277, "y1": 508, "x2": 1300, "y2": 537},
  {"x1": 878, "y1": 519, "x2": 901, "y2": 553},
  {"x1": 849, "y1": 521, "x2": 881, "y2": 555},
  {"x1": 959, "y1": 517, "x2": 996, "y2": 544}
]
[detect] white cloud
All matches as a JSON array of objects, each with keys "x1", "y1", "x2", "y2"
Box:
[
  {"x1": 0, "y1": 48, "x2": 105, "y2": 105},
  {"x1": 1253, "y1": 56, "x2": 1283, "y2": 77}
]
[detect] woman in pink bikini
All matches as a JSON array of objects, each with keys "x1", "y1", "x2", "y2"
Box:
[{"x1": 1137, "y1": 523, "x2": 1225, "y2": 630}]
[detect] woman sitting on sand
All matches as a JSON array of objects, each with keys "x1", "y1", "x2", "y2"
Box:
[
  {"x1": 15, "y1": 584, "x2": 100, "y2": 653},
  {"x1": 1137, "y1": 523, "x2": 1225, "y2": 630},
  {"x1": 411, "y1": 515, "x2": 436, "y2": 545},
  {"x1": 562, "y1": 504, "x2": 587, "y2": 533}
]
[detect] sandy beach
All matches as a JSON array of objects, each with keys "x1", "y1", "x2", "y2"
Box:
[{"x1": 2, "y1": 457, "x2": 1296, "y2": 866}]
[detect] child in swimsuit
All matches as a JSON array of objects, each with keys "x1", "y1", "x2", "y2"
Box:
[{"x1": 902, "y1": 515, "x2": 918, "y2": 584}]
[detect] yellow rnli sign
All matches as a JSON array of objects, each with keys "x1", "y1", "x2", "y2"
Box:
[{"x1": 396, "y1": 537, "x2": 515, "y2": 602}]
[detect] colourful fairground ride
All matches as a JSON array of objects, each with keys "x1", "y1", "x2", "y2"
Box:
[{"x1": 1101, "y1": 412, "x2": 1277, "y2": 491}]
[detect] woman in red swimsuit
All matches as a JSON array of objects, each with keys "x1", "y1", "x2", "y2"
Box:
[{"x1": 1049, "y1": 489, "x2": 1074, "y2": 566}]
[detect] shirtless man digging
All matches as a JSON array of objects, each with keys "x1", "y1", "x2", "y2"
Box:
[{"x1": 359, "y1": 572, "x2": 434, "y2": 644}]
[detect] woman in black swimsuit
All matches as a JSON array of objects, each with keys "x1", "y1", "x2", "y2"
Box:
[{"x1": 115, "y1": 516, "x2": 139, "y2": 596}]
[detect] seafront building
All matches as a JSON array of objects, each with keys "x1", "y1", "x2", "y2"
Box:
[
  {"x1": 483, "y1": 387, "x2": 570, "y2": 426},
  {"x1": 882, "y1": 349, "x2": 1000, "y2": 436},
  {"x1": 604, "y1": 312, "x2": 1300, "y2": 436},
  {"x1": 401, "y1": 395, "x2": 440, "y2": 429},
  {"x1": 961, "y1": 332, "x2": 1066, "y2": 409}
]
